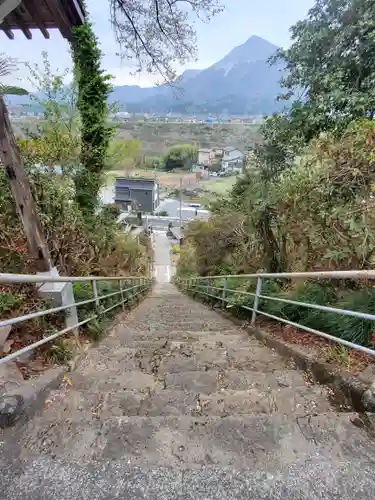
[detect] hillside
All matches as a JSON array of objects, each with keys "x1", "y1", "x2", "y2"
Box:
[{"x1": 115, "y1": 121, "x2": 261, "y2": 156}]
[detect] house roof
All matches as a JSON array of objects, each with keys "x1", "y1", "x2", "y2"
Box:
[
  {"x1": 0, "y1": 0, "x2": 85, "y2": 40},
  {"x1": 115, "y1": 178, "x2": 158, "y2": 190},
  {"x1": 223, "y1": 146, "x2": 238, "y2": 152}
]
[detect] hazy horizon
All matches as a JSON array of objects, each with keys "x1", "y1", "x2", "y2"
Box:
[{"x1": 1, "y1": 0, "x2": 314, "y2": 91}]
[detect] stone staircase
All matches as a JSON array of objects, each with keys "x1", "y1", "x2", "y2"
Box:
[{"x1": 1, "y1": 284, "x2": 375, "y2": 499}]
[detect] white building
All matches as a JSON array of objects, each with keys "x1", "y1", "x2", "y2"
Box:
[{"x1": 221, "y1": 147, "x2": 244, "y2": 173}]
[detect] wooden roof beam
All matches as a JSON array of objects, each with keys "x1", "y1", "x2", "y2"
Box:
[
  {"x1": 0, "y1": 20, "x2": 15, "y2": 39},
  {"x1": 12, "y1": 8, "x2": 32, "y2": 39},
  {"x1": 22, "y1": 0, "x2": 50, "y2": 39},
  {"x1": 44, "y1": 0, "x2": 73, "y2": 39}
]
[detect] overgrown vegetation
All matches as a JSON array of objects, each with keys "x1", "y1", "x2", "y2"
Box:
[
  {"x1": 0, "y1": 33, "x2": 149, "y2": 368},
  {"x1": 177, "y1": 0, "x2": 375, "y2": 349}
]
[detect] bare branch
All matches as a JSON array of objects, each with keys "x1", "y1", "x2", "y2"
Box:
[
  {"x1": 0, "y1": 54, "x2": 16, "y2": 79},
  {"x1": 109, "y1": 0, "x2": 224, "y2": 82}
]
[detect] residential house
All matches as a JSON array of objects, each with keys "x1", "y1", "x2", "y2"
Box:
[
  {"x1": 197, "y1": 148, "x2": 214, "y2": 167},
  {"x1": 212, "y1": 147, "x2": 224, "y2": 157},
  {"x1": 115, "y1": 178, "x2": 160, "y2": 213},
  {"x1": 198, "y1": 147, "x2": 224, "y2": 167},
  {"x1": 222, "y1": 147, "x2": 244, "y2": 173}
]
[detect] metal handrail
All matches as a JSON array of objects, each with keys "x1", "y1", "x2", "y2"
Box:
[
  {"x1": 0, "y1": 274, "x2": 152, "y2": 366},
  {"x1": 0, "y1": 285, "x2": 142, "y2": 329},
  {"x1": 176, "y1": 272, "x2": 375, "y2": 357},
  {"x1": 0, "y1": 273, "x2": 146, "y2": 283},
  {"x1": 189, "y1": 270, "x2": 375, "y2": 280}
]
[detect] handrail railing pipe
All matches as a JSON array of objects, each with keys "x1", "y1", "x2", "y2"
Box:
[
  {"x1": 176, "y1": 271, "x2": 375, "y2": 357},
  {"x1": 0, "y1": 273, "x2": 152, "y2": 366}
]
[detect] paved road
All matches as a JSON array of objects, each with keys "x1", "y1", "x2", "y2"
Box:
[
  {"x1": 152, "y1": 231, "x2": 173, "y2": 283},
  {"x1": 155, "y1": 198, "x2": 180, "y2": 217},
  {"x1": 147, "y1": 218, "x2": 174, "y2": 231}
]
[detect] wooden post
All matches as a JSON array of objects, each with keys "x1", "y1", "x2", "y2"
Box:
[{"x1": 0, "y1": 95, "x2": 52, "y2": 272}]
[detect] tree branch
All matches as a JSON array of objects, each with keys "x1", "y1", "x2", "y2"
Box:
[{"x1": 110, "y1": 0, "x2": 223, "y2": 82}]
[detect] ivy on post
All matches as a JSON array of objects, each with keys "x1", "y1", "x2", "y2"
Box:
[{"x1": 71, "y1": 22, "x2": 114, "y2": 217}]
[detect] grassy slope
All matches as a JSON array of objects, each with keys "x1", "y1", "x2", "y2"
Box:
[{"x1": 202, "y1": 176, "x2": 238, "y2": 195}]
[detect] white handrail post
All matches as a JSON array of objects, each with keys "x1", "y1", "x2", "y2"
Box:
[
  {"x1": 92, "y1": 280, "x2": 99, "y2": 309},
  {"x1": 222, "y1": 277, "x2": 228, "y2": 309},
  {"x1": 120, "y1": 279, "x2": 125, "y2": 310},
  {"x1": 67, "y1": 279, "x2": 80, "y2": 346},
  {"x1": 251, "y1": 277, "x2": 262, "y2": 326}
]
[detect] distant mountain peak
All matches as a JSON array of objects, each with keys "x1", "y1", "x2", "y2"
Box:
[
  {"x1": 245, "y1": 34, "x2": 277, "y2": 46},
  {"x1": 215, "y1": 35, "x2": 279, "y2": 67}
]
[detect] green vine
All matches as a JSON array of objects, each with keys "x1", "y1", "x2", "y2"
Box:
[{"x1": 71, "y1": 22, "x2": 114, "y2": 217}]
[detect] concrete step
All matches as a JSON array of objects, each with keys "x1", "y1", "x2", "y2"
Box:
[
  {"x1": 41, "y1": 385, "x2": 334, "y2": 419},
  {"x1": 103, "y1": 330, "x2": 261, "y2": 349},
  {"x1": 71, "y1": 367, "x2": 304, "y2": 395},
  {"x1": 120, "y1": 324, "x2": 241, "y2": 336},
  {"x1": 219, "y1": 368, "x2": 313, "y2": 391},
  {"x1": 68, "y1": 364, "x2": 316, "y2": 393},
  {"x1": 5, "y1": 457, "x2": 375, "y2": 500},
  {"x1": 20, "y1": 413, "x2": 374, "y2": 468},
  {"x1": 75, "y1": 343, "x2": 285, "y2": 377}
]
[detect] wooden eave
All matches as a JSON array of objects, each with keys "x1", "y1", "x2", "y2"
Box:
[{"x1": 0, "y1": 0, "x2": 85, "y2": 41}]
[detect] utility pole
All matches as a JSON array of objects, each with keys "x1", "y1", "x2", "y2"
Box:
[
  {"x1": 0, "y1": 96, "x2": 52, "y2": 272},
  {"x1": 179, "y1": 176, "x2": 183, "y2": 232}
]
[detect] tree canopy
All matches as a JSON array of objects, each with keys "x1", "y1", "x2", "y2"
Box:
[
  {"x1": 273, "y1": 0, "x2": 375, "y2": 138},
  {"x1": 164, "y1": 144, "x2": 197, "y2": 171}
]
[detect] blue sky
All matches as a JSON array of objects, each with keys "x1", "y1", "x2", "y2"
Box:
[{"x1": 1, "y1": 0, "x2": 314, "y2": 89}]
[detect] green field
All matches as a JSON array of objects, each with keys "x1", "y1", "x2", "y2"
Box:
[{"x1": 202, "y1": 176, "x2": 237, "y2": 195}]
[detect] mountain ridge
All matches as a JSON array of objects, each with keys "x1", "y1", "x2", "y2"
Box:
[
  {"x1": 111, "y1": 35, "x2": 284, "y2": 115},
  {"x1": 7, "y1": 36, "x2": 284, "y2": 116}
]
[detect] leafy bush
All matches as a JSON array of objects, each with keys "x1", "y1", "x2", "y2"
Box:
[
  {"x1": 144, "y1": 156, "x2": 164, "y2": 170},
  {"x1": 261, "y1": 281, "x2": 337, "y2": 322},
  {"x1": 106, "y1": 139, "x2": 142, "y2": 169},
  {"x1": 85, "y1": 317, "x2": 110, "y2": 342},
  {"x1": 0, "y1": 49, "x2": 151, "y2": 364},
  {"x1": 45, "y1": 339, "x2": 74, "y2": 364},
  {"x1": 171, "y1": 244, "x2": 181, "y2": 255},
  {"x1": 319, "y1": 289, "x2": 375, "y2": 347},
  {"x1": 0, "y1": 291, "x2": 24, "y2": 315},
  {"x1": 164, "y1": 144, "x2": 197, "y2": 171}
]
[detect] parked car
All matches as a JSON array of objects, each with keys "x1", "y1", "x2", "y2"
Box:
[{"x1": 188, "y1": 203, "x2": 201, "y2": 208}]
